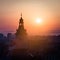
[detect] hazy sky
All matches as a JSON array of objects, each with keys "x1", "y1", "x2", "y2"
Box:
[{"x1": 0, "y1": 0, "x2": 60, "y2": 35}]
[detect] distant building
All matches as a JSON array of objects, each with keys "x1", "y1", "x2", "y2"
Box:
[
  {"x1": 7, "y1": 33, "x2": 12, "y2": 40},
  {"x1": 0, "y1": 33, "x2": 4, "y2": 38},
  {"x1": 15, "y1": 13, "x2": 27, "y2": 40},
  {"x1": 7, "y1": 33, "x2": 15, "y2": 40},
  {"x1": 0, "y1": 33, "x2": 7, "y2": 43},
  {"x1": 11, "y1": 14, "x2": 28, "y2": 50}
]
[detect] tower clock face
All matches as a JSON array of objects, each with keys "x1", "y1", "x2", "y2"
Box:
[{"x1": 19, "y1": 23, "x2": 22, "y2": 26}]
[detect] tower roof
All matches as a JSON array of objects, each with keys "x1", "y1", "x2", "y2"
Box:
[
  {"x1": 16, "y1": 13, "x2": 27, "y2": 38},
  {"x1": 19, "y1": 13, "x2": 24, "y2": 24}
]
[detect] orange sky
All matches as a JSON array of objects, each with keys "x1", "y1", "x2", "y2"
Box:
[{"x1": 0, "y1": 0, "x2": 60, "y2": 35}]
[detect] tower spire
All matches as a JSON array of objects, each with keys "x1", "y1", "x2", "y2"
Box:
[{"x1": 21, "y1": 13, "x2": 22, "y2": 17}]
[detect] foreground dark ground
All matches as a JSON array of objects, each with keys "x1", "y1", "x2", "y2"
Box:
[{"x1": 0, "y1": 35, "x2": 60, "y2": 60}]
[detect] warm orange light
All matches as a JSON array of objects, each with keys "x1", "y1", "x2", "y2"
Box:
[{"x1": 35, "y1": 18, "x2": 42, "y2": 24}]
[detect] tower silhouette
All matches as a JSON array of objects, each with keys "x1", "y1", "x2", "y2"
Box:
[{"x1": 16, "y1": 13, "x2": 27, "y2": 39}]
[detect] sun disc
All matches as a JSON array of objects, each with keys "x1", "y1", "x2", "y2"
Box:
[{"x1": 36, "y1": 18, "x2": 42, "y2": 24}]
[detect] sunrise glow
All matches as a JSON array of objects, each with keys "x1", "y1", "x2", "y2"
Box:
[
  {"x1": 0, "y1": 0, "x2": 60, "y2": 35},
  {"x1": 35, "y1": 18, "x2": 42, "y2": 24}
]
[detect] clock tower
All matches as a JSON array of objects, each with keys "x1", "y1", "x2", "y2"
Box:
[{"x1": 16, "y1": 13, "x2": 27, "y2": 39}]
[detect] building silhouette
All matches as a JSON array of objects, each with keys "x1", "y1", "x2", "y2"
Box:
[{"x1": 15, "y1": 13, "x2": 27, "y2": 39}]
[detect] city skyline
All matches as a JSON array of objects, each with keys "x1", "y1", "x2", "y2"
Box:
[{"x1": 0, "y1": 0, "x2": 60, "y2": 35}]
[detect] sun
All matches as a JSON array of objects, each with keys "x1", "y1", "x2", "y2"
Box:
[{"x1": 35, "y1": 18, "x2": 42, "y2": 24}]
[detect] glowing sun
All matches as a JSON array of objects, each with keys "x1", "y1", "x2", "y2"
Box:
[{"x1": 35, "y1": 18, "x2": 42, "y2": 24}]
